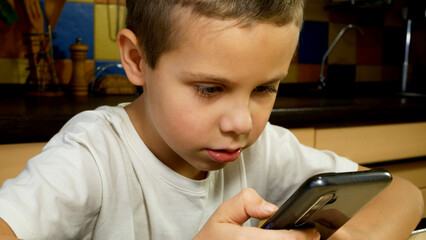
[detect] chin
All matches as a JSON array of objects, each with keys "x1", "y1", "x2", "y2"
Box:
[{"x1": 195, "y1": 161, "x2": 229, "y2": 172}]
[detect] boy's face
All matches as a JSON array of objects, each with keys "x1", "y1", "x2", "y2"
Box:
[{"x1": 129, "y1": 15, "x2": 299, "y2": 179}]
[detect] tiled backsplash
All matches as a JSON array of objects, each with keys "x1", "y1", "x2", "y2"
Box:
[
  {"x1": 295, "y1": 0, "x2": 425, "y2": 87},
  {"x1": 0, "y1": 0, "x2": 424, "y2": 90},
  {"x1": 0, "y1": 0, "x2": 126, "y2": 85}
]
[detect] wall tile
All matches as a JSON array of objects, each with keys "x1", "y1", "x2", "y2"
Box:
[
  {"x1": 329, "y1": 10, "x2": 357, "y2": 25},
  {"x1": 328, "y1": 23, "x2": 358, "y2": 65},
  {"x1": 94, "y1": 3, "x2": 125, "y2": 60},
  {"x1": 52, "y1": 2, "x2": 94, "y2": 59},
  {"x1": 291, "y1": 47, "x2": 298, "y2": 64},
  {"x1": 382, "y1": 26, "x2": 405, "y2": 66},
  {"x1": 304, "y1": 0, "x2": 329, "y2": 22},
  {"x1": 68, "y1": 0, "x2": 95, "y2": 3},
  {"x1": 281, "y1": 64, "x2": 298, "y2": 84},
  {"x1": 326, "y1": 64, "x2": 356, "y2": 81},
  {"x1": 410, "y1": 65, "x2": 426, "y2": 90},
  {"x1": 0, "y1": 58, "x2": 29, "y2": 84},
  {"x1": 383, "y1": 0, "x2": 405, "y2": 27},
  {"x1": 382, "y1": 65, "x2": 402, "y2": 82},
  {"x1": 356, "y1": 65, "x2": 382, "y2": 82},
  {"x1": 95, "y1": 0, "x2": 126, "y2": 5},
  {"x1": 357, "y1": 45, "x2": 383, "y2": 65},
  {"x1": 356, "y1": 26, "x2": 383, "y2": 65},
  {"x1": 298, "y1": 21, "x2": 329, "y2": 64},
  {"x1": 325, "y1": 64, "x2": 356, "y2": 91},
  {"x1": 355, "y1": 9, "x2": 385, "y2": 27},
  {"x1": 411, "y1": 26, "x2": 426, "y2": 66},
  {"x1": 297, "y1": 64, "x2": 322, "y2": 83}
]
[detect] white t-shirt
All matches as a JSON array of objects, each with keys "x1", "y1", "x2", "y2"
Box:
[{"x1": 0, "y1": 105, "x2": 357, "y2": 240}]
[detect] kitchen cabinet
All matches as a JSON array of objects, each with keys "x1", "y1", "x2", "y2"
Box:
[
  {"x1": 315, "y1": 122, "x2": 426, "y2": 164},
  {"x1": 288, "y1": 128, "x2": 315, "y2": 148},
  {"x1": 290, "y1": 121, "x2": 426, "y2": 217},
  {"x1": 0, "y1": 142, "x2": 45, "y2": 185}
]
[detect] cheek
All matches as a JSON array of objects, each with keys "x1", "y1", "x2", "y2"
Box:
[
  {"x1": 248, "y1": 101, "x2": 275, "y2": 142},
  {"x1": 156, "y1": 97, "x2": 216, "y2": 146}
]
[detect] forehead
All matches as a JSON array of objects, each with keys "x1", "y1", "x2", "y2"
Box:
[
  {"x1": 157, "y1": 10, "x2": 300, "y2": 84},
  {"x1": 170, "y1": 6, "x2": 299, "y2": 51}
]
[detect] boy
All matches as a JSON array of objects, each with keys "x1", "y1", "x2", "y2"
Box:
[{"x1": 0, "y1": 0, "x2": 423, "y2": 239}]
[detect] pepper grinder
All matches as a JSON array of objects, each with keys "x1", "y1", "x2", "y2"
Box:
[{"x1": 69, "y1": 38, "x2": 89, "y2": 96}]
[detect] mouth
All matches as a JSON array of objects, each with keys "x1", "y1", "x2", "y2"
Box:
[{"x1": 206, "y1": 148, "x2": 242, "y2": 163}]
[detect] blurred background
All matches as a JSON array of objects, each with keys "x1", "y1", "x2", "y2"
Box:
[{"x1": 0, "y1": 0, "x2": 424, "y2": 94}]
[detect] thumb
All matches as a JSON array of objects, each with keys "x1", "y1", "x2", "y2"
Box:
[{"x1": 211, "y1": 188, "x2": 278, "y2": 225}]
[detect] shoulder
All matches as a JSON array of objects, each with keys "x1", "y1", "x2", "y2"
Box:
[
  {"x1": 61, "y1": 105, "x2": 126, "y2": 132},
  {"x1": 49, "y1": 105, "x2": 129, "y2": 147},
  {"x1": 40, "y1": 105, "x2": 134, "y2": 171}
]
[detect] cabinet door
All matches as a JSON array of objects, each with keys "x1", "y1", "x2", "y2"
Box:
[
  {"x1": 289, "y1": 128, "x2": 315, "y2": 148},
  {"x1": 315, "y1": 122, "x2": 426, "y2": 164},
  {"x1": 0, "y1": 142, "x2": 45, "y2": 185}
]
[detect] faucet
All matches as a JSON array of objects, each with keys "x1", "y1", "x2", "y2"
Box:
[{"x1": 319, "y1": 24, "x2": 364, "y2": 90}]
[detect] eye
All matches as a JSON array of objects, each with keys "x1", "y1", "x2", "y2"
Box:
[
  {"x1": 253, "y1": 85, "x2": 278, "y2": 95},
  {"x1": 194, "y1": 85, "x2": 223, "y2": 98}
]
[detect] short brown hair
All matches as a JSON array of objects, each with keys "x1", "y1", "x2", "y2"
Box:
[{"x1": 126, "y1": 0, "x2": 305, "y2": 68}]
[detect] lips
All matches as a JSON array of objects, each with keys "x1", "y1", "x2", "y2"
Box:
[{"x1": 206, "y1": 148, "x2": 242, "y2": 163}]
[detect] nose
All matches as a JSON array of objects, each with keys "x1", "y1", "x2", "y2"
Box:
[{"x1": 219, "y1": 100, "x2": 253, "y2": 135}]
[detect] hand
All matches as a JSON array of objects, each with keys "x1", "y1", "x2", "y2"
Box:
[{"x1": 194, "y1": 188, "x2": 320, "y2": 240}]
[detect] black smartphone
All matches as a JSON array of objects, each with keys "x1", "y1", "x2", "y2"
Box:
[{"x1": 261, "y1": 169, "x2": 392, "y2": 239}]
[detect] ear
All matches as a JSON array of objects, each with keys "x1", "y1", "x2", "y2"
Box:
[{"x1": 117, "y1": 29, "x2": 146, "y2": 86}]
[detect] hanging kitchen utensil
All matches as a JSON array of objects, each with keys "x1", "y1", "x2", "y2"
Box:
[
  {"x1": 23, "y1": 0, "x2": 43, "y2": 33},
  {"x1": 22, "y1": 0, "x2": 65, "y2": 96},
  {"x1": 44, "y1": 0, "x2": 65, "y2": 30}
]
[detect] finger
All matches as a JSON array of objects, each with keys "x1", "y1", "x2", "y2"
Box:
[
  {"x1": 211, "y1": 188, "x2": 278, "y2": 225},
  {"x1": 287, "y1": 228, "x2": 321, "y2": 240}
]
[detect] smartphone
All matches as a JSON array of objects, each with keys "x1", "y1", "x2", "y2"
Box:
[{"x1": 261, "y1": 169, "x2": 392, "y2": 239}]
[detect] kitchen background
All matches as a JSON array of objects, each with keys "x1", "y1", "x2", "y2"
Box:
[
  {"x1": 0, "y1": 0, "x2": 425, "y2": 94},
  {"x1": 1, "y1": 1, "x2": 426, "y2": 224}
]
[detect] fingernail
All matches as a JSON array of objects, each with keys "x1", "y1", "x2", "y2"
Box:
[{"x1": 262, "y1": 201, "x2": 278, "y2": 212}]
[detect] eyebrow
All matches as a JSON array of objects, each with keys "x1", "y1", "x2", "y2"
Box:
[
  {"x1": 179, "y1": 71, "x2": 287, "y2": 85},
  {"x1": 180, "y1": 72, "x2": 230, "y2": 84}
]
